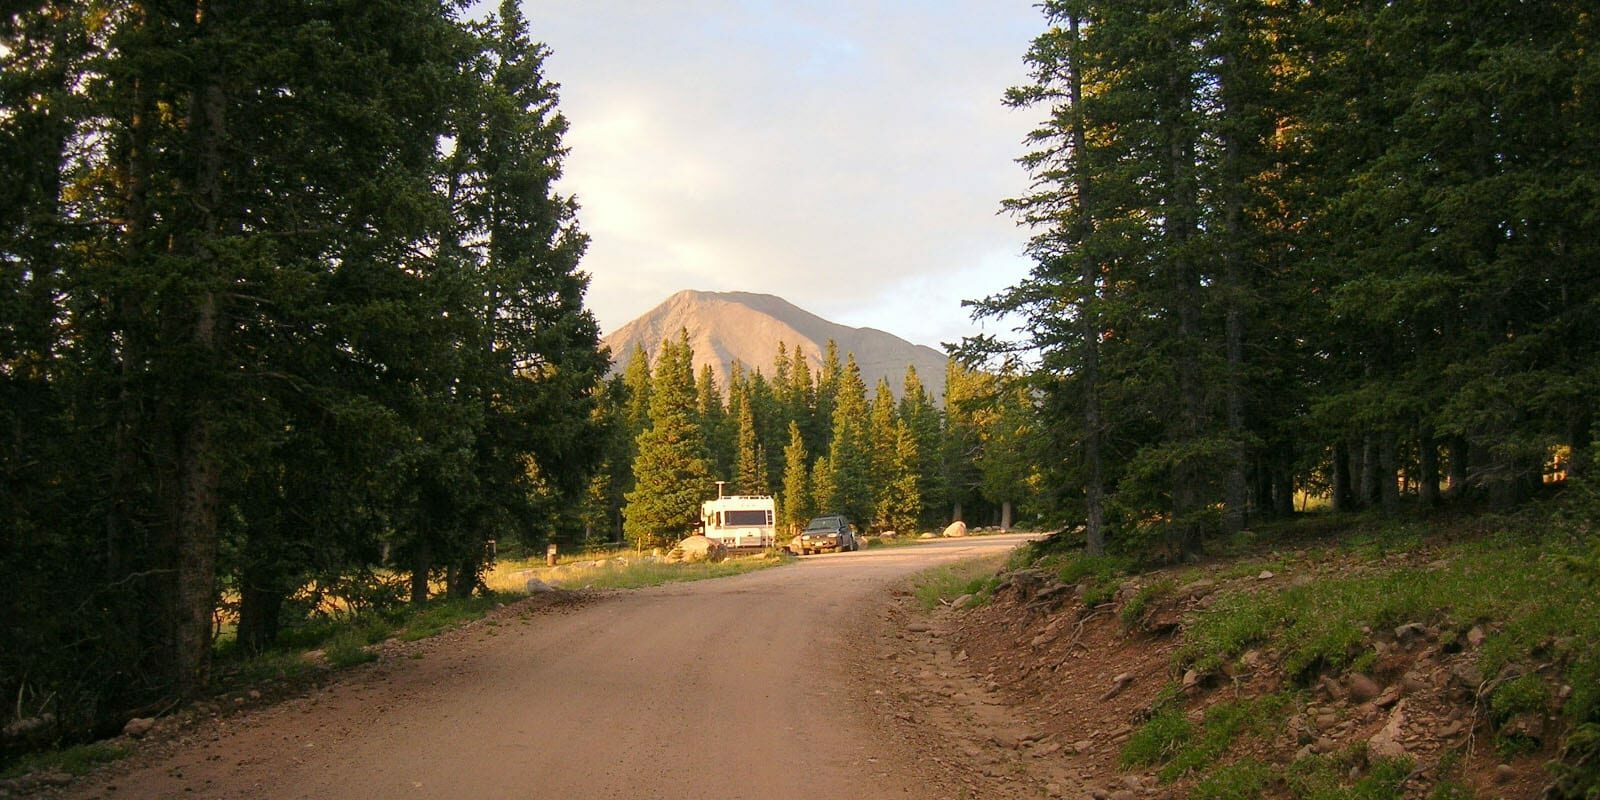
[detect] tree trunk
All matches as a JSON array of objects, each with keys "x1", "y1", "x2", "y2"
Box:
[
  {"x1": 168, "y1": 58, "x2": 229, "y2": 699},
  {"x1": 1418, "y1": 426, "x2": 1439, "y2": 508},
  {"x1": 1065, "y1": 12, "x2": 1107, "y2": 558},
  {"x1": 411, "y1": 542, "x2": 432, "y2": 606},
  {"x1": 1378, "y1": 432, "x2": 1400, "y2": 513},
  {"x1": 951, "y1": 501, "x2": 963, "y2": 523},
  {"x1": 1273, "y1": 463, "x2": 1295, "y2": 517},
  {"x1": 1448, "y1": 435, "x2": 1470, "y2": 499},
  {"x1": 447, "y1": 557, "x2": 479, "y2": 600},
  {"x1": 1332, "y1": 441, "x2": 1353, "y2": 513},
  {"x1": 1165, "y1": 26, "x2": 1205, "y2": 560},
  {"x1": 236, "y1": 578, "x2": 284, "y2": 653},
  {"x1": 1254, "y1": 458, "x2": 1275, "y2": 517},
  {"x1": 999, "y1": 501, "x2": 1013, "y2": 532},
  {"x1": 108, "y1": 56, "x2": 156, "y2": 689},
  {"x1": 1359, "y1": 433, "x2": 1379, "y2": 508},
  {"x1": 1218, "y1": 17, "x2": 1251, "y2": 536}
]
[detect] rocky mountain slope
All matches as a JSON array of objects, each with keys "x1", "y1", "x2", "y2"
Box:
[{"x1": 601, "y1": 290, "x2": 950, "y2": 398}]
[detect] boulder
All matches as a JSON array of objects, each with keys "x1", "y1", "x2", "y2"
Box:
[
  {"x1": 1346, "y1": 673, "x2": 1381, "y2": 703},
  {"x1": 2, "y1": 713, "x2": 53, "y2": 740},
  {"x1": 123, "y1": 717, "x2": 156, "y2": 738},
  {"x1": 1393, "y1": 622, "x2": 1429, "y2": 642},
  {"x1": 1176, "y1": 578, "x2": 1218, "y2": 599},
  {"x1": 1100, "y1": 672, "x2": 1135, "y2": 701},
  {"x1": 670, "y1": 534, "x2": 728, "y2": 564},
  {"x1": 1367, "y1": 700, "x2": 1409, "y2": 761},
  {"x1": 524, "y1": 577, "x2": 555, "y2": 593},
  {"x1": 918, "y1": 532, "x2": 938, "y2": 540},
  {"x1": 942, "y1": 521, "x2": 968, "y2": 538},
  {"x1": 1466, "y1": 625, "x2": 1487, "y2": 648}
]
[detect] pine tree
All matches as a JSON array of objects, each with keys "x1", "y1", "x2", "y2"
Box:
[
  {"x1": 787, "y1": 344, "x2": 819, "y2": 454},
  {"x1": 898, "y1": 365, "x2": 947, "y2": 528},
  {"x1": 828, "y1": 354, "x2": 873, "y2": 526},
  {"x1": 697, "y1": 364, "x2": 734, "y2": 480},
  {"x1": 622, "y1": 342, "x2": 654, "y2": 437},
  {"x1": 781, "y1": 421, "x2": 813, "y2": 534},
  {"x1": 811, "y1": 454, "x2": 838, "y2": 517},
  {"x1": 624, "y1": 332, "x2": 711, "y2": 548},
  {"x1": 882, "y1": 420, "x2": 923, "y2": 535},
  {"x1": 433, "y1": 0, "x2": 607, "y2": 597},
  {"x1": 978, "y1": 374, "x2": 1038, "y2": 531},
  {"x1": 734, "y1": 401, "x2": 769, "y2": 495},
  {"x1": 814, "y1": 340, "x2": 843, "y2": 457},
  {"x1": 941, "y1": 360, "x2": 987, "y2": 524},
  {"x1": 868, "y1": 378, "x2": 900, "y2": 528}
]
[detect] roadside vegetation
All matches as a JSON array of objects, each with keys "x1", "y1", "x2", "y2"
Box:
[
  {"x1": 484, "y1": 550, "x2": 788, "y2": 592},
  {"x1": 972, "y1": 496, "x2": 1600, "y2": 798},
  {"x1": 911, "y1": 554, "x2": 1010, "y2": 610}
]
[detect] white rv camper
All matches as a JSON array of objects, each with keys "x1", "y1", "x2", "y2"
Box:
[{"x1": 700, "y1": 483, "x2": 776, "y2": 550}]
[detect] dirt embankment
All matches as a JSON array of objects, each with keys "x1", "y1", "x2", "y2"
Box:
[{"x1": 866, "y1": 547, "x2": 1571, "y2": 800}]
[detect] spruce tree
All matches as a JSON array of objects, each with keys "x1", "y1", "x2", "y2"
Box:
[
  {"x1": 781, "y1": 421, "x2": 813, "y2": 533},
  {"x1": 734, "y1": 401, "x2": 770, "y2": 495},
  {"x1": 624, "y1": 333, "x2": 711, "y2": 548},
  {"x1": 868, "y1": 379, "x2": 900, "y2": 528},
  {"x1": 697, "y1": 365, "x2": 734, "y2": 480},
  {"x1": 811, "y1": 454, "x2": 838, "y2": 517},
  {"x1": 882, "y1": 420, "x2": 924, "y2": 535},
  {"x1": 828, "y1": 354, "x2": 873, "y2": 525},
  {"x1": 899, "y1": 365, "x2": 947, "y2": 528}
]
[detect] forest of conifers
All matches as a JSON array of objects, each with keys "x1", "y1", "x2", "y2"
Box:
[
  {"x1": 587, "y1": 335, "x2": 1033, "y2": 553},
  {"x1": 977, "y1": 1, "x2": 1598, "y2": 557},
  {"x1": 2, "y1": 0, "x2": 1596, "y2": 756},
  {"x1": 1, "y1": 1, "x2": 610, "y2": 738}
]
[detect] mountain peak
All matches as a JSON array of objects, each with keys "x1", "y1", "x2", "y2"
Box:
[{"x1": 602, "y1": 291, "x2": 948, "y2": 398}]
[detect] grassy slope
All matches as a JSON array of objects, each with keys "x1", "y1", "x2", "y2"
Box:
[{"x1": 918, "y1": 498, "x2": 1600, "y2": 798}]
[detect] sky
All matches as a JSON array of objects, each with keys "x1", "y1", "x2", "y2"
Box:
[{"x1": 519, "y1": 1, "x2": 1044, "y2": 352}]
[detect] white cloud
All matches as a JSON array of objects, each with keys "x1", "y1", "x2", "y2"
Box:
[{"x1": 524, "y1": 0, "x2": 1044, "y2": 349}]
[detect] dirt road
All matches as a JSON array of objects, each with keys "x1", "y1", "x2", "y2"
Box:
[{"x1": 64, "y1": 535, "x2": 1035, "y2": 800}]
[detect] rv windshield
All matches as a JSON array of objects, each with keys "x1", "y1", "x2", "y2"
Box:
[{"x1": 723, "y1": 510, "x2": 771, "y2": 527}]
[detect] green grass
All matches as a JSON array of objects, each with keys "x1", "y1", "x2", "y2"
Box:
[
  {"x1": 1193, "y1": 759, "x2": 1272, "y2": 800},
  {"x1": 323, "y1": 627, "x2": 379, "y2": 668},
  {"x1": 0, "y1": 741, "x2": 128, "y2": 779},
  {"x1": 396, "y1": 595, "x2": 504, "y2": 641},
  {"x1": 1173, "y1": 530, "x2": 1600, "y2": 700},
  {"x1": 1285, "y1": 754, "x2": 1413, "y2": 800},
  {"x1": 559, "y1": 554, "x2": 785, "y2": 589},
  {"x1": 1120, "y1": 705, "x2": 1194, "y2": 770},
  {"x1": 485, "y1": 551, "x2": 786, "y2": 592},
  {"x1": 864, "y1": 533, "x2": 922, "y2": 549},
  {"x1": 1121, "y1": 693, "x2": 1292, "y2": 782},
  {"x1": 1120, "y1": 579, "x2": 1177, "y2": 628},
  {"x1": 214, "y1": 592, "x2": 521, "y2": 685},
  {"x1": 1037, "y1": 552, "x2": 1134, "y2": 607},
  {"x1": 911, "y1": 555, "x2": 1007, "y2": 610}
]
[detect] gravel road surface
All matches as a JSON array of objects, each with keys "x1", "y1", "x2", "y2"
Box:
[{"x1": 63, "y1": 534, "x2": 1036, "y2": 800}]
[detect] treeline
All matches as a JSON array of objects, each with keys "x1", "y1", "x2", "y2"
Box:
[
  {"x1": 978, "y1": 1, "x2": 1599, "y2": 556},
  {"x1": 580, "y1": 332, "x2": 1038, "y2": 549},
  {"x1": 1, "y1": 1, "x2": 604, "y2": 737}
]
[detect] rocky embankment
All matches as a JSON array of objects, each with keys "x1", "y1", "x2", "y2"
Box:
[{"x1": 870, "y1": 546, "x2": 1580, "y2": 799}]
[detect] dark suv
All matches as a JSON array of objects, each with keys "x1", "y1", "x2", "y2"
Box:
[{"x1": 790, "y1": 514, "x2": 859, "y2": 555}]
